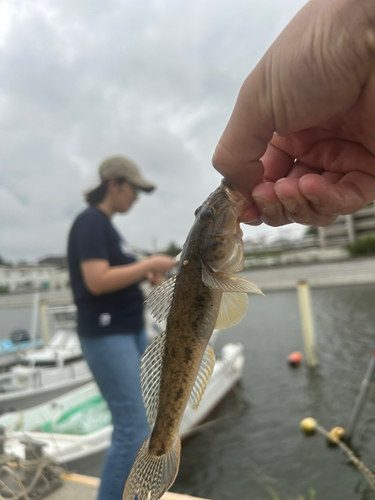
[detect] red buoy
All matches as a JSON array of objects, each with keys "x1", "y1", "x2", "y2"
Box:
[{"x1": 287, "y1": 351, "x2": 303, "y2": 368}]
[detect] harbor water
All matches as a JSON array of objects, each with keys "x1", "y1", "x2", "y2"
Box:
[
  {"x1": 172, "y1": 284, "x2": 375, "y2": 500},
  {"x1": 1, "y1": 283, "x2": 375, "y2": 499}
]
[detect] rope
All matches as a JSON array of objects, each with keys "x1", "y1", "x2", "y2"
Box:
[
  {"x1": 0, "y1": 453, "x2": 63, "y2": 500},
  {"x1": 315, "y1": 423, "x2": 375, "y2": 491}
]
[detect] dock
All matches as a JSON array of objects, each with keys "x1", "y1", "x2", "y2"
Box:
[{"x1": 47, "y1": 473, "x2": 208, "y2": 500}]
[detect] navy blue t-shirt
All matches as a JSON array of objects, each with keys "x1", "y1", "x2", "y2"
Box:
[{"x1": 67, "y1": 207, "x2": 144, "y2": 338}]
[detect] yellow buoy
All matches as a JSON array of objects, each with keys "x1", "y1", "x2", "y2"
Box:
[
  {"x1": 300, "y1": 417, "x2": 317, "y2": 435},
  {"x1": 327, "y1": 426, "x2": 345, "y2": 444}
]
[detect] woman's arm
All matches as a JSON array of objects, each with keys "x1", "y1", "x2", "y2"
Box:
[{"x1": 81, "y1": 255, "x2": 176, "y2": 295}]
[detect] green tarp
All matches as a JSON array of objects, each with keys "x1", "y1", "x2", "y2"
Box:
[{"x1": 41, "y1": 395, "x2": 112, "y2": 435}]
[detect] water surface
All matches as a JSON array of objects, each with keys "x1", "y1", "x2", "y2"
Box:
[{"x1": 172, "y1": 284, "x2": 375, "y2": 500}]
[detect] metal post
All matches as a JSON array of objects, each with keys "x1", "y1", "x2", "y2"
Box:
[
  {"x1": 318, "y1": 227, "x2": 326, "y2": 248},
  {"x1": 346, "y1": 350, "x2": 375, "y2": 442},
  {"x1": 346, "y1": 214, "x2": 356, "y2": 244},
  {"x1": 39, "y1": 300, "x2": 50, "y2": 344},
  {"x1": 29, "y1": 292, "x2": 40, "y2": 342},
  {"x1": 297, "y1": 281, "x2": 318, "y2": 367}
]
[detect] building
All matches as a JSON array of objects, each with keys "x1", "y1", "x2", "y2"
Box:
[
  {"x1": 318, "y1": 201, "x2": 375, "y2": 247},
  {"x1": 38, "y1": 255, "x2": 68, "y2": 269},
  {"x1": 0, "y1": 265, "x2": 69, "y2": 292}
]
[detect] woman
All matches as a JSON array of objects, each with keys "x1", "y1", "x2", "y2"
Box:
[{"x1": 67, "y1": 156, "x2": 175, "y2": 500}]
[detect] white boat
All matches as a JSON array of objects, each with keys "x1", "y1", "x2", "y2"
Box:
[
  {"x1": 0, "y1": 292, "x2": 43, "y2": 371},
  {"x1": 0, "y1": 300, "x2": 158, "y2": 412},
  {"x1": 19, "y1": 329, "x2": 82, "y2": 367},
  {"x1": 0, "y1": 343, "x2": 244, "y2": 474},
  {"x1": 0, "y1": 330, "x2": 92, "y2": 412}
]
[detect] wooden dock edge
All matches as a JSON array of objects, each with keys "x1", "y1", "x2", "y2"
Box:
[{"x1": 60, "y1": 472, "x2": 209, "y2": 500}]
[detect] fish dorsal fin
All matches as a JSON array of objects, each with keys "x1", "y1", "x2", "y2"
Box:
[
  {"x1": 140, "y1": 331, "x2": 167, "y2": 429},
  {"x1": 202, "y1": 266, "x2": 264, "y2": 330},
  {"x1": 145, "y1": 275, "x2": 177, "y2": 323},
  {"x1": 189, "y1": 344, "x2": 216, "y2": 411},
  {"x1": 202, "y1": 266, "x2": 264, "y2": 295}
]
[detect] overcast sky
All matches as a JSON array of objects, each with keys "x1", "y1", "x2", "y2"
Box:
[{"x1": 0, "y1": 0, "x2": 308, "y2": 262}]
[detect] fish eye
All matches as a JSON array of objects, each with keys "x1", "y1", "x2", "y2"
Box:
[{"x1": 199, "y1": 207, "x2": 214, "y2": 222}]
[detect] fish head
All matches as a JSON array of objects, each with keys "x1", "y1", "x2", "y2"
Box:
[{"x1": 197, "y1": 180, "x2": 246, "y2": 273}]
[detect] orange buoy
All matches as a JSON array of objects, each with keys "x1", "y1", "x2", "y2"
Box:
[{"x1": 287, "y1": 351, "x2": 303, "y2": 367}]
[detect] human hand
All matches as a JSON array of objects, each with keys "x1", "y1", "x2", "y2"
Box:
[
  {"x1": 147, "y1": 255, "x2": 176, "y2": 275},
  {"x1": 146, "y1": 271, "x2": 164, "y2": 286},
  {"x1": 213, "y1": 0, "x2": 375, "y2": 227}
]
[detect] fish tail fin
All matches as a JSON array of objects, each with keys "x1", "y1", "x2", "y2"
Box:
[{"x1": 123, "y1": 435, "x2": 181, "y2": 500}]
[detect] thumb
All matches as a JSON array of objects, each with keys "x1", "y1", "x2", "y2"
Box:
[{"x1": 212, "y1": 60, "x2": 274, "y2": 197}]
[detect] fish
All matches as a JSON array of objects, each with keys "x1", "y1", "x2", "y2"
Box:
[{"x1": 123, "y1": 179, "x2": 264, "y2": 500}]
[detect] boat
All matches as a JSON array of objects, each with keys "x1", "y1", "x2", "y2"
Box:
[
  {"x1": 0, "y1": 292, "x2": 44, "y2": 371},
  {"x1": 18, "y1": 330, "x2": 82, "y2": 367},
  {"x1": 0, "y1": 336, "x2": 43, "y2": 372},
  {"x1": 0, "y1": 343, "x2": 244, "y2": 475},
  {"x1": 0, "y1": 330, "x2": 92, "y2": 412}
]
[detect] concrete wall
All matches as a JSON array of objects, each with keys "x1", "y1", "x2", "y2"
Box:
[{"x1": 242, "y1": 256, "x2": 375, "y2": 291}]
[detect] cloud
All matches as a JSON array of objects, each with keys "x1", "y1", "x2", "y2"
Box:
[{"x1": 0, "y1": 0, "x2": 307, "y2": 261}]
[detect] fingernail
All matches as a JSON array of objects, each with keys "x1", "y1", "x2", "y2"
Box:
[
  {"x1": 303, "y1": 193, "x2": 320, "y2": 205},
  {"x1": 277, "y1": 196, "x2": 298, "y2": 213},
  {"x1": 254, "y1": 199, "x2": 278, "y2": 216}
]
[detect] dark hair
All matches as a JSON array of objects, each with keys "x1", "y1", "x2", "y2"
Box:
[{"x1": 84, "y1": 178, "x2": 127, "y2": 206}]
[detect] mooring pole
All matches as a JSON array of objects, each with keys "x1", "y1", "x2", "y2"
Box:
[
  {"x1": 29, "y1": 292, "x2": 40, "y2": 342},
  {"x1": 39, "y1": 299, "x2": 51, "y2": 344},
  {"x1": 297, "y1": 280, "x2": 318, "y2": 368},
  {"x1": 346, "y1": 350, "x2": 375, "y2": 442}
]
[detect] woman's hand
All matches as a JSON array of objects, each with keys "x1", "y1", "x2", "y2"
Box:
[
  {"x1": 146, "y1": 272, "x2": 164, "y2": 286},
  {"x1": 81, "y1": 255, "x2": 176, "y2": 295},
  {"x1": 146, "y1": 255, "x2": 176, "y2": 275},
  {"x1": 213, "y1": 0, "x2": 375, "y2": 227}
]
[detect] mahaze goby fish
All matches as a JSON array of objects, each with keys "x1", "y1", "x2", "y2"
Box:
[{"x1": 124, "y1": 180, "x2": 264, "y2": 500}]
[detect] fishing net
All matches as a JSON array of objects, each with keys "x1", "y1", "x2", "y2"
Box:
[{"x1": 41, "y1": 395, "x2": 112, "y2": 435}]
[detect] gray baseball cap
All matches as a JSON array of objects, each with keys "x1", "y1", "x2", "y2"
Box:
[{"x1": 99, "y1": 156, "x2": 155, "y2": 192}]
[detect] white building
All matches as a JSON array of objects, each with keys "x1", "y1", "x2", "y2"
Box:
[
  {"x1": 318, "y1": 201, "x2": 375, "y2": 247},
  {"x1": 0, "y1": 265, "x2": 69, "y2": 292}
]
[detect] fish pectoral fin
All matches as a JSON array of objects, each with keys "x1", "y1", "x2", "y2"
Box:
[
  {"x1": 202, "y1": 266, "x2": 264, "y2": 295},
  {"x1": 145, "y1": 275, "x2": 177, "y2": 323},
  {"x1": 123, "y1": 435, "x2": 181, "y2": 500},
  {"x1": 215, "y1": 291, "x2": 248, "y2": 329},
  {"x1": 140, "y1": 331, "x2": 167, "y2": 429},
  {"x1": 202, "y1": 266, "x2": 264, "y2": 329},
  {"x1": 174, "y1": 251, "x2": 182, "y2": 262},
  {"x1": 189, "y1": 344, "x2": 216, "y2": 411}
]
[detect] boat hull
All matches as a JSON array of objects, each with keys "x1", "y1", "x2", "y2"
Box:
[
  {"x1": 0, "y1": 343, "x2": 244, "y2": 474},
  {"x1": 0, "y1": 374, "x2": 93, "y2": 413},
  {"x1": 0, "y1": 358, "x2": 93, "y2": 412}
]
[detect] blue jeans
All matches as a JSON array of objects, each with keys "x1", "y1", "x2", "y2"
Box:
[{"x1": 79, "y1": 330, "x2": 149, "y2": 500}]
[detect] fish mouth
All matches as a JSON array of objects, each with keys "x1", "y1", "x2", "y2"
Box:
[{"x1": 220, "y1": 180, "x2": 246, "y2": 213}]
